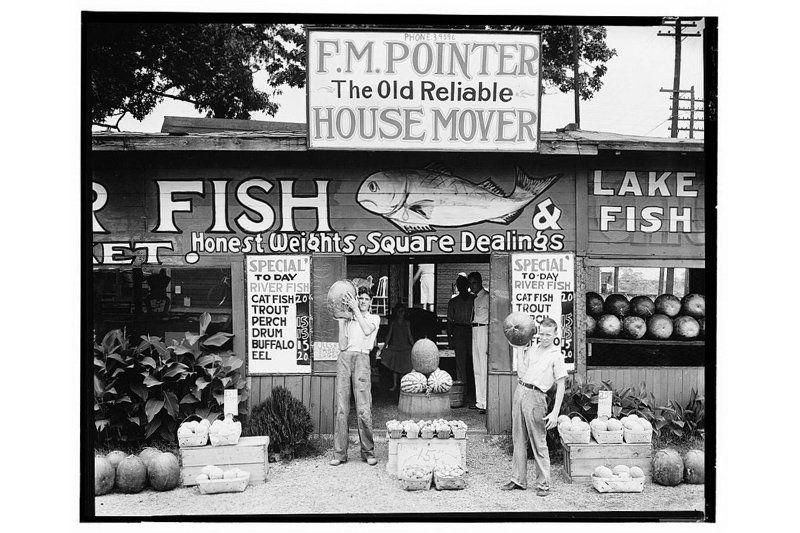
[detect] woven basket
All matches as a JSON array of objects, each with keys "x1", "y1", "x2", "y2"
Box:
[
  {"x1": 420, "y1": 428, "x2": 435, "y2": 439},
  {"x1": 591, "y1": 428, "x2": 624, "y2": 444},
  {"x1": 197, "y1": 472, "x2": 250, "y2": 494},
  {"x1": 209, "y1": 417, "x2": 242, "y2": 446},
  {"x1": 591, "y1": 475, "x2": 644, "y2": 493},
  {"x1": 387, "y1": 428, "x2": 404, "y2": 439},
  {"x1": 401, "y1": 475, "x2": 432, "y2": 491},
  {"x1": 451, "y1": 427, "x2": 467, "y2": 439},
  {"x1": 436, "y1": 428, "x2": 451, "y2": 439},
  {"x1": 177, "y1": 415, "x2": 209, "y2": 448},
  {"x1": 433, "y1": 472, "x2": 466, "y2": 490},
  {"x1": 405, "y1": 428, "x2": 419, "y2": 439},
  {"x1": 559, "y1": 426, "x2": 590, "y2": 444},
  {"x1": 623, "y1": 428, "x2": 652, "y2": 444}
]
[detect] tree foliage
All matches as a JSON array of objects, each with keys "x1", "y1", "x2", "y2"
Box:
[{"x1": 88, "y1": 23, "x2": 615, "y2": 127}]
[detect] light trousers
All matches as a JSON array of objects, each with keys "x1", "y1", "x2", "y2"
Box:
[
  {"x1": 333, "y1": 350, "x2": 375, "y2": 461},
  {"x1": 471, "y1": 325, "x2": 488, "y2": 409},
  {"x1": 510, "y1": 385, "x2": 551, "y2": 491}
]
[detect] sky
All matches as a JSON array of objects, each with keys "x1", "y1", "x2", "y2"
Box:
[{"x1": 114, "y1": 23, "x2": 706, "y2": 138}]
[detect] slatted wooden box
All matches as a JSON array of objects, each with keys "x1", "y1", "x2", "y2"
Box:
[
  {"x1": 180, "y1": 436, "x2": 270, "y2": 486},
  {"x1": 562, "y1": 440, "x2": 652, "y2": 482}
]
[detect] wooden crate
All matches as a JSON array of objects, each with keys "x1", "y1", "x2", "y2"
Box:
[
  {"x1": 562, "y1": 441, "x2": 652, "y2": 482},
  {"x1": 180, "y1": 436, "x2": 269, "y2": 486}
]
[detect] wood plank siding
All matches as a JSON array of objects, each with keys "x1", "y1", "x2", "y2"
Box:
[{"x1": 587, "y1": 366, "x2": 704, "y2": 407}]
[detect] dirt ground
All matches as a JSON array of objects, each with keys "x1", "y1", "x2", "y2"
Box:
[{"x1": 95, "y1": 433, "x2": 705, "y2": 517}]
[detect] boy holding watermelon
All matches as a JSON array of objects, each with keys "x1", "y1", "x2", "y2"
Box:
[{"x1": 500, "y1": 316, "x2": 568, "y2": 496}]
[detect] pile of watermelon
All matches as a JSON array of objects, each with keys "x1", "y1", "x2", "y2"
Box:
[
  {"x1": 652, "y1": 448, "x2": 705, "y2": 486},
  {"x1": 95, "y1": 447, "x2": 181, "y2": 496},
  {"x1": 586, "y1": 292, "x2": 706, "y2": 340},
  {"x1": 400, "y1": 340, "x2": 453, "y2": 394}
]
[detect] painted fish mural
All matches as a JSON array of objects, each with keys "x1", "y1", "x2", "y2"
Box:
[{"x1": 356, "y1": 164, "x2": 560, "y2": 234}]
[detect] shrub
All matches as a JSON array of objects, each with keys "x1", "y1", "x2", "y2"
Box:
[
  {"x1": 245, "y1": 386, "x2": 314, "y2": 458},
  {"x1": 657, "y1": 388, "x2": 705, "y2": 442},
  {"x1": 93, "y1": 312, "x2": 247, "y2": 446}
]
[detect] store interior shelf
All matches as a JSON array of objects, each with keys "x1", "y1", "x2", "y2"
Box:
[
  {"x1": 170, "y1": 306, "x2": 232, "y2": 314},
  {"x1": 587, "y1": 338, "x2": 705, "y2": 346}
]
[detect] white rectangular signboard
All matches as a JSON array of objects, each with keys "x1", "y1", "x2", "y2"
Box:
[
  {"x1": 511, "y1": 252, "x2": 575, "y2": 368},
  {"x1": 307, "y1": 29, "x2": 541, "y2": 151},
  {"x1": 245, "y1": 255, "x2": 312, "y2": 375}
]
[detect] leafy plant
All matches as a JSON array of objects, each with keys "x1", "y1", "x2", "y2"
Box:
[
  {"x1": 658, "y1": 389, "x2": 705, "y2": 442},
  {"x1": 93, "y1": 312, "x2": 247, "y2": 445},
  {"x1": 245, "y1": 386, "x2": 313, "y2": 459}
]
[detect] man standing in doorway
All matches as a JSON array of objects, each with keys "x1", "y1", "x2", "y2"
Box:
[
  {"x1": 447, "y1": 275, "x2": 474, "y2": 396},
  {"x1": 413, "y1": 263, "x2": 435, "y2": 312},
  {"x1": 468, "y1": 272, "x2": 488, "y2": 414},
  {"x1": 330, "y1": 287, "x2": 380, "y2": 467}
]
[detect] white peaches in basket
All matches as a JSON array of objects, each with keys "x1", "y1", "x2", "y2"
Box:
[
  {"x1": 621, "y1": 414, "x2": 652, "y2": 432},
  {"x1": 593, "y1": 465, "x2": 645, "y2": 480},
  {"x1": 195, "y1": 465, "x2": 248, "y2": 484},
  {"x1": 178, "y1": 418, "x2": 210, "y2": 437},
  {"x1": 557, "y1": 415, "x2": 589, "y2": 432},
  {"x1": 402, "y1": 464, "x2": 433, "y2": 480},
  {"x1": 589, "y1": 417, "x2": 623, "y2": 431}
]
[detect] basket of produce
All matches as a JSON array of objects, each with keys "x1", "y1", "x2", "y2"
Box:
[
  {"x1": 621, "y1": 415, "x2": 653, "y2": 444},
  {"x1": 557, "y1": 414, "x2": 590, "y2": 444},
  {"x1": 591, "y1": 465, "x2": 645, "y2": 493},
  {"x1": 195, "y1": 466, "x2": 250, "y2": 494},
  {"x1": 209, "y1": 414, "x2": 242, "y2": 446},
  {"x1": 401, "y1": 420, "x2": 420, "y2": 439},
  {"x1": 177, "y1": 415, "x2": 211, "y2": 447},
  {"x1": 449, "y1": 420, "x2": 468, "y2": 439},
  {"x1": 433, "y1": 419, "x2": 451, "y2": 439},
  {"x1": 419, "y1": 421, "x2": 435, "y2": 439},
  {"x1": 589, "y1": 417, "x2": 624, "y2": 444},
  {"x1": 386, "y1": 420, "x2": 404, "y2": 439},
  {"x1": 400, "y1": 462, "x2": 433, "y2": 491},
  {"x1": 433, "y1": 464, "x2": 467, "y2": 490}
]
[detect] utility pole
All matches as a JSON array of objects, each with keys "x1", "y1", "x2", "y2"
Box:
[
  {"x1": 660, "y1": 85, "x2": 705, "y2": 138},
  {"x1": 658, "y1": 17, "x2": 701, "y2": 137},
  {"x1": 573, "y1": 25, "x2": 581, "y2": 128}
]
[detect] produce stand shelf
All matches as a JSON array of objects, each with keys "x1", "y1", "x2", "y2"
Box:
[
  {"x1": 587, "y1": 338, "x2": 705, "y2": 346},
  {"x1": 562, "y1": 440, "x2": 652, "y2": 482}
]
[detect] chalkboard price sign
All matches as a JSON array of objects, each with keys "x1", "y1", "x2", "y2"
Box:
[{"x1": 296, "y1": 296, "x2": 311, "y2": 365}]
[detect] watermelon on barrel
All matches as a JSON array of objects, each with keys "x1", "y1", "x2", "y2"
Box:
[
  {"x1": 586, "y1": 292, "x2": 605, "y2": 317},
  {"x1": 647, "y1": 314, "x2": 674, "y2": 339},
  {"x1": 427, "y1": 369, "x2": 453, "y2": 393},
  {"x1": 116, "y1": 455, "x2": 147, "y2": 494},
  {"x1": 503, "y1": 312, "x2": 537, "y2": 347},
  {"x1": 655, "y1": 294, "x2": 681, "y2": 317},
  {"x1": 401, "y1": 371, "x2": 427, "y2": 393},
  {"x1": 95, "y1": 456, "x2": 115, "y2": 496},
  {"x1": 653, "y1": 449, "x2": 684, "y2": 486},
  {"x1": 622, "y1": 316, "x2": 646, "y2": 339},
  {"x1": 597, "y1": 314, "x2": 622, "y2": 337},
  {"x1": 147, "y1": 452, "x2": 181, "y2": 491},
  {"x1": 681, "y1": 294, "x2": 705, "y2": 318},
  {"x1": 586, "y1": 315, "x2": 596, "y2": 337},
  {"x1": 683, "y1": 449, "x2": 705, "y2": 484},
  {"x1": 411, "y1": 338, "x2": 440, "y2": 375},
  {"x1": 630, "y1": 296, "x2": 655, "y2": 318},
  {"x1": 326, "y1": 280, "x2": 357, "y2": 319},
  {"x1": 604, "y1": 294, "x2": 630, "y2": 318},
  {"x1": 673, "y1": 316, "x2": 700, "y2": 339}
]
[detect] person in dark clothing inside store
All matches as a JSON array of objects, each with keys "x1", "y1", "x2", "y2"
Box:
[{"x1": 447, "y1": 275, "x2": 474, "y2": 404}]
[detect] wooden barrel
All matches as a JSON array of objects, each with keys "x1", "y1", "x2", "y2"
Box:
[
  {"x1": 449, "y1": 381, "x2": 466, "y2": 408},
  {"x1": 398, "y1": 391, "x2": 451, "y2": 420}
]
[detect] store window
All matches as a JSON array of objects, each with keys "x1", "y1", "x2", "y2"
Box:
[{"x1": 598, "y1": 266, "x2": 689, "y2": 299}]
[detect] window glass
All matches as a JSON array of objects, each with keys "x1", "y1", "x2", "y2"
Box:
[{"x1": 598, "y1": 267, "x2": 689, "y2": 299}]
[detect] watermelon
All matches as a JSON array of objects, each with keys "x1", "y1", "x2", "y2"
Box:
[
  {"x1": 652, "y1": 449, "x2": 684, "y2": 486},
  {"x1": 147, "y1": 452, "x2": 181, "y2": 491},
  {"x1": 681, "y1": 294, "x2": 705, "y2": 318},
  {"x1": 683, "y1": 449, "x2": 705, "y2": 484},
  {"x1": 138, "y1": 447, "x2": 161, "y2": 469},
  {"x1": 326, "y1": 280, "x2": 357, "y2": 319},
  {"x1": 503, "y1": 312, "x2": 537, "y2": 347},
  {"x1": 604, "y1": 294, "x2": 630, "y2": 318},
  {"x1": 594, "y1": 466, "x2": 613, "y2": 478},
  {"x1": 655, "y1": 294, "x2": 681, "y2": 318},
  {"x1": 622, "y1": 316, "x2": 646, "y2": 339},
  {"x1": 647, "y1": 314, "x2": 673, "y2": 339},
  {"x1": 586, "y1": 315, "x2": 596, "y2": 337},
  {"x1": 95, "y1": 456, "x2": 115, "y2": 496},
  {"x1": 411, "y1": 338, "x2": 439, "y2": 375},
  {"x1": 105, "y1": 450, "x2": 127, "y2": 469},
  {"x1": 630, "y1": 466, "x2": 645, "y2": 478},
  {"x1": 400, "y1": 371, "x2": 427, "y2": 393},
  {"x1": 612, "y1": 465, "x2": 630, "y2": 475},
  {"x1": 630, "y1": 296, "x2": 655, "y2": 318},
  {"x1": 586, "y1": 292, "x2": 605, "y2": 317},
  {"x1": 673, "y1": 316, "x2": 700, "y2": 339},
  {"x1": 427, "y1": 368, "x2": 453, "y2": 393},
  {"x1": 597, "y1": 314, "x2": 622, "y2": 337},
  {"x1": 116, "y1": 455, "x2": 147, "y2": 494}
]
